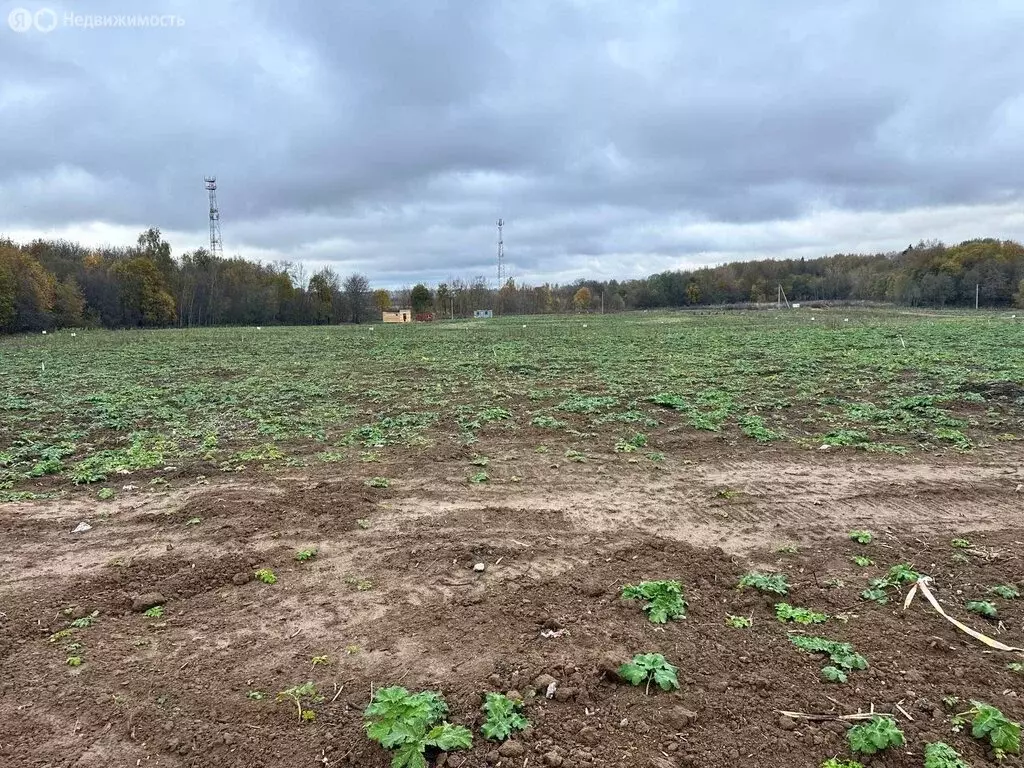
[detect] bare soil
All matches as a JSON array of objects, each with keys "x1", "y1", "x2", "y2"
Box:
[{"x1": 2, "y1": 441, "x2": 1023, "y2": 768}]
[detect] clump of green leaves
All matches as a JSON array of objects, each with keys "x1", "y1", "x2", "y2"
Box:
[
  {"x1": 851, "y1": 555, "x2": 874, "y2": 567},
  {"x1": 621, "y1": 580, "x2": 687, "y2": 623},
  {"x1": 277, "y1": 682, "x2": 322, "y2": 722},
  {"x1": 738, "y1": 572, "x2": 790, "y2": 595},
  {"x1": 954, "y1": 701, "x2": 1020, "y2": 757},
  {"x1": 618, "y1": 653, "x2": 680, "y2": 693},
  {"x1": 365, "y1": 687, "x2": 472, "y2": 768},
  {"x1": 1008, "y1": 662, "x2": 1024, "y2": 674},
  {"x1": 726, "y1": 615, "x2": 752, "y2": 629},
  {"x1": 951, "y1": 538, "x2": 972, "y2": 549},
  {"x1": 790, "y1": 636, "x2": 868, "y2": 675},
  {"x1": 860, "y1": 562, "x2": 920, "y2": 603},
  {"x1": 255, "y1": 568, "x2": 277, "y2": 584},
  {"x1": 468, "y1": 470, "x2": 489, "y2": 484},
  {"x1": 143, "y1": 606, "x2": 164, "y2": 619},
  {"x1": 821, "y1": 666, "x2": 848, "y2": 684},
  {"x1": 775, "y1": 603, "x2": 829, "y2": 625},
  {"x1": 966, "y1": 600, "x2": 997, "y2": 619},
  {"x1": 311, "y1": 655, "x2": 330, "y2": 667},
  {"x1": 247, "y1": 690, "x2": 266, "y2": 700},
  {"x1": 820, "y1": 758, "x2": 863, "y2": 768},
  {"x1": 480, "y1": 693, "x2": 529, "y2": 741},
  {"x1": 847, "y1": 716, "x2": 905, "y2": 755},
  {"x1": 614, "y1": 433, "x2": 648, "y2": 452},
  {"x1": 990, "y1": 584, "x2": 1020, "y2": 600},
  {"x1": 97, "y1": 487, "x2": 115, "y2": 500},
  {"x1": 295, "y1": 548, "x2": 317, "y2": 562},
  {"x1": 66, "y1": 656, "x2": 83, "y2": 667},
  {"x1": 345, "y1": 576, "x2": 374, "y2": 591},
  {"x1": 923, "y1": 742, "x2": 970, "y2": 768},
  {"x1": 70, "y1": 611, "x2": 99, "y2": 628},
  {"x1": 849, "y1": 530, "x2": 873, "y2": 545},
  {"x1": 366, "y1": 476, "x2": 390, "y2": 488}
]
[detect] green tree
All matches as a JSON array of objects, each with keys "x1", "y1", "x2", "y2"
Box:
[{"x1": 410, "y1": 284, "x2": 432, "y2": 314}]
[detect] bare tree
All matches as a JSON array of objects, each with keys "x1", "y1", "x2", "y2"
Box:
[{"x1": 343, "y1": 273, "x2": 370, "y2": 324}]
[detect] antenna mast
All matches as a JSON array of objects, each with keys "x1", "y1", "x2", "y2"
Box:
[
  {"x1": 497, "y1": 218, "x2": 504, "y2": 286},
  {"x1": 205, "y1": 176, "x2": 223, "y2": 257}
]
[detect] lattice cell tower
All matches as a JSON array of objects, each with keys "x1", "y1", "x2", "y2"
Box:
[
  {"x1": 204, "y1": 176, "x2": 223, "y2": 257},
  {"x1": 497, "y1": 218, "x2": 505, "y2": 286}
]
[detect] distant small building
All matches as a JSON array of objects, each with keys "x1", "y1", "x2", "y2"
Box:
[
  {"x1": 382, "y1": 308, "x2": 412, "y2": 323},
  {"x1": 473, "y1": 309, "x2": 493, "y2": 319}
]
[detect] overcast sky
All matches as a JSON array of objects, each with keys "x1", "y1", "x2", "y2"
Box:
[{"x1": 3, "y1": 1, "x2": 1024, "y2": 287}]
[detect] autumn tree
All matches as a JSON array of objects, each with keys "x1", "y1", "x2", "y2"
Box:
[
  {"x1": 573, "y1": 286, "x2": 592, "y2": 312},
  {"x1": 372, "y1": 288, "x2": 391, "y2": 313},
  {"x1": 308, "y1": 267, "x2": 339, "y2": 324}
]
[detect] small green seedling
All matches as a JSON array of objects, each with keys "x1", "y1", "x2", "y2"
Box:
[
  {"x1": 923, "y1": 742, "x2": 970, "y2": 768},
  {"x1": 311, "y1": 655, "x2": 330, "y2": 667},
  {"x1": 725, "y1": 615, "x2": 752, "y2": 629},
  {"x1": 621, "y1": 580, "x2": 687, "y2": 623},
  {"x1": 70, "y1": 611, "x2": 99, "y2": 628},
  {"x1": 365, "y1": 687, "x2": 472, "y2": 768},
  {"x1": 255, "y1": 568, "x2": 277, "y2": 584},
  {"x1": 990, "y1": 584, "x2": 1020, "y2": 600},
  {"x1": 820, "y1": 666, "x2": 848, "y2": 684},
  {"x1": 951, "y1": 538, "x2": 972, "y2": 549},
  {"x1": 295, "y1": 548, "x2": 317, "y2": 562},
  {"x1": 966, "y1": 600, "x2": 997, "y2": 619},
  {"x1": 849, "y1": 530, "x2": 872, "y2": 545},
  {"x1": 66, "y1": 656, "x2": 83, "y2": 667},
  {"x1": 618, "y1": 653, "x2": 680, "y2": 694},
  {"x1": 861, "y1": 562, "x2": 921, "y2": 604},
  {"x1": 851, "y1": 556, "x2": 874, "y2": 567},
  {"x1": 480, "y1": 692, "x2": 529, "y2": 741},
  {"x1": 954, "y1": 700, "x2": 1020, "y2": 756},
  {"x1": 775, "y1": 603, "x2": 828, "y2": 625},
  {"x1": 776, "y1": 544, "x2": 799, "y2": 555},
  {"x1": 276, "y1": 682, "x2": 322, "y2": 722},
  {"x1": 97, "y1": 487, "x2": 115, "y2": 500},
  {"x1": 356, "y1": 518, "x2": 371, "y2": 529},
  {"x1": 143, "y1": 606, "x2": 164, "y2": 619},
  {"x1": 737, "y1": 572, "x2": 790, "y2": 595},
  {"x1": 1009, "y1": 662, "x2": 1024, "y2": 674},
  {"x1": 820, "y1": 759, "x2": 863, "y2": 768},
  {"x1": 847, "y1": 716, "x2": 904, "y2": 755},
  {"x1": 184, "y1": 516, "x2": 202, "y2": 526},
  {"x1": 365, "y1": 476, "x2": 390, "y2": 488},
  {"x1": 247, "y1": 690, "x2": 266, "y2": 700},
  {"x1": 468, "y1": 471, "x2": 489, "y2": 484},
  {"x1": 345, "y1": 576, "x2": 374, "y2": 591}
]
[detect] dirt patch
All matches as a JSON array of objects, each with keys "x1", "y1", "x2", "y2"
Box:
[{"x1": 1, "y1": 447, "x2": 1023, "y2": 768}]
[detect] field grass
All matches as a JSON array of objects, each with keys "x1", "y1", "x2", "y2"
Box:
[{"x1": 1, "y1": 309, "x2": 1022, "y2": 498}]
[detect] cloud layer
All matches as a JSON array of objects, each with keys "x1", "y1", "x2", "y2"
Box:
[{"x1": 3, "y1": 0, "x2": 1024, "y2": 286}]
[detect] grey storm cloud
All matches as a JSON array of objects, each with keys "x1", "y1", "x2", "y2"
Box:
[{"x1": 3, "y1": 0, "x2": 1024, "y2": 286}]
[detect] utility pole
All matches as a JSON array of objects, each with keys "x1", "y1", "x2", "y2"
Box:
[
  {"x1": 601, "y1": 291, "x2": 605, "y2": 314},
  {"x1": 976, "y1": 283, "x2": 980, "y2": 310}
]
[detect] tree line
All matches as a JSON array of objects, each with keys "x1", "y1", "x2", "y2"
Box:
[{"x1": 2, "y1": 231, "x2": 1023, "y2": 333}]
